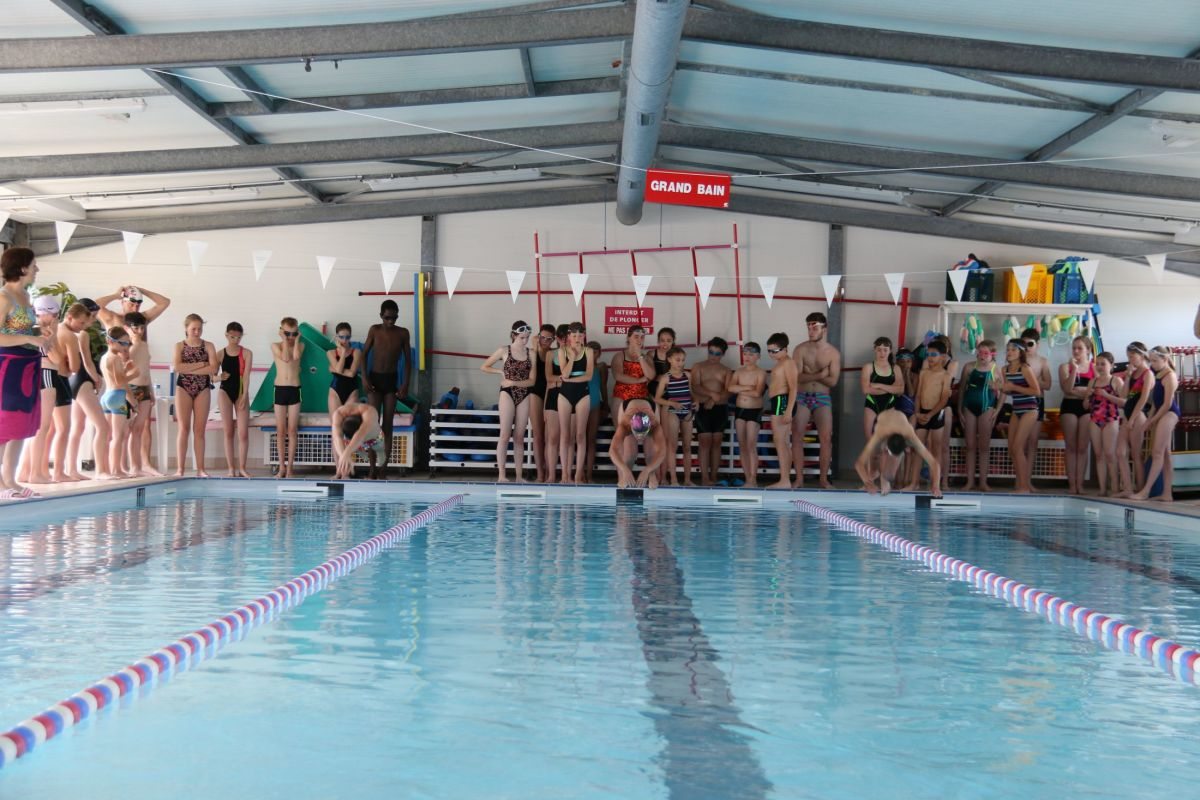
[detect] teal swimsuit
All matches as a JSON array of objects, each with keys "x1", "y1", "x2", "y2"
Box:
[{"x1": 962, "y1": 364, "x2": 998, "y2": 417}]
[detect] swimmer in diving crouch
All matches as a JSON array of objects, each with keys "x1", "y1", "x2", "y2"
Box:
[{"x1": 855, "y1": 408, "x2": 942, "y2": 498}]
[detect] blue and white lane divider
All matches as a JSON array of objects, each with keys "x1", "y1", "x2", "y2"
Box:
[
  {"x1": 0, "y1": 494, "x2": 465, "y2": 770},
  {"x1": 792, "y1": 499, "x2": 1200, "y2": 686}
]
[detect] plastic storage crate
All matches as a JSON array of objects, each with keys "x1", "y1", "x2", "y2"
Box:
[{"x1": 1003, "y1": 264, "x2": 1054, "y2": 303}]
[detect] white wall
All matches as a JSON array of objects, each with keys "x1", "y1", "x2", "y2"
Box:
[{"x1": 36, "y1": 204, "x2": 1200, "y2": 471}]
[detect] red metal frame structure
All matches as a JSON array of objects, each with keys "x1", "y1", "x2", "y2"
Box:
[{"x1": 360, "y1": 223, "x2": 932, "y2": 359}]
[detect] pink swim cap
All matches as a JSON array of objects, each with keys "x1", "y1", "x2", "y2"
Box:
[{"x1": 630, "y1": 412, "x2": 652, "y2": 435}]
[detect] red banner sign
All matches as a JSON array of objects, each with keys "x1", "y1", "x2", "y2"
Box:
[
  {"x1": 643, "y1": 169, "x2": 731, "y2": 208},
  {"x1": 604, "y1": 306, "x2": 654, "y2": 335}
]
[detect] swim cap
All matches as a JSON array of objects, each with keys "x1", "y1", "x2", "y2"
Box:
[
  {"x1": 78, "y1": 297, "x2": 101, "y2": 313},
  {"x1": 630, "y1": 412, "x2": 652, "y2": 435},
  {"x1": 123, "y1": 286, "x2": 144, "y2": 302},
  {"x1": 33, "y1": 295, "x2": 61, "y2": 315}
]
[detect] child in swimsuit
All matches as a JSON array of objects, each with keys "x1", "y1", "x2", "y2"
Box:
[
  {"x1": 555, "y1": 322, "x2": 593, "y2": 485},
  {"x1": 654, "y1": 346, "x2": 695, "y2": 486},
  {"x1": 1058, "y1": 335, "x2": 1095, "y2": 496},
  {"x1": 332, "y1": 402, "x2": 383, "y2": 480},
  {"x1": 764, "y1": 333, "x2": 799, "y2": 490},
  {"x1": 481, "y1": 321, "x2": 536, "y2": 483},
  {"x1": 123, "y1": 311, "x2": 160, "y2": 477},
  {"x1": 1001, "y1": 339, "x2": 1041, "y2": 494},
  {"x1": 1086, "y1": 352, "x2": 1123, "y2": 496},
  {"x1": 956, "y1": 339, "x2": 999, "y2": 492},
  {"x1": 272, "y1": 316, "x2": 305, "y2": 479},
  {"x1": 216, "y1": 321, "x2": 254, "y2": 478},
  {"x1": 172, "y1": 314, "x2": 218, "y2": 477},
  {"x1": 908, "y1": 340, "x2": 951, "y2": 492},
  {"x1": 100, "y1": 327, "x2": 139, "y2": 479},
  {"x1": 725, "y1": 342, "x2": 766, "y2": 488}
]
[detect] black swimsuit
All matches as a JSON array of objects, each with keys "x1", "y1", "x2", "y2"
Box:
[
  {"x1": 864, "y1": 364, "x2": 897, "y2": 412},
  {"x1": 220, "y1": 347, "x2": 245, "y2": 403},
  {"x1": 330, "y1": 352, "x2": 357, "y2": 404},
  {"x1": 69, "y1": 360, "x2": 95, "y2": 399},
  {"x1": 558, "y1": 352, "x2": 590, "y2": 409}
]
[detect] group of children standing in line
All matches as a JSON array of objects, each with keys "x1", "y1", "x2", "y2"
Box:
[{"x1": 482, "y1": 306, "x2": 1183, "y2": 499}]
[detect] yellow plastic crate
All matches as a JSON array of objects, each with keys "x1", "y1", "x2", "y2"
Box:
[{"x1": 1003, "y1": 263, "x2": 1054, "y2": 303}]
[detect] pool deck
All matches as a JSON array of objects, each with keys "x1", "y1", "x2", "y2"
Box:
[{"x1": 5, "y1": 470, "x2": 1199, "y2": 521}]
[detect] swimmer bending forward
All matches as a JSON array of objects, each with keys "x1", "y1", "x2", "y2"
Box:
[{"x1": 855, "y1": 409, "x2": 942, "y2": 498}]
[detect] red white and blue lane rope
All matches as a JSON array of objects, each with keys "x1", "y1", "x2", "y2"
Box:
[
  {"x1": 0, "y1": 494, "x2": 465, "y2": 770},
  {"x1": 792, "y1": 499, "x2": 1200, "y2": 686}
]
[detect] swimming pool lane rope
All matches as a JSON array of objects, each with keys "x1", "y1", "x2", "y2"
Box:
[
  {"x1": 792, "y1": 500, "x2": 1200, "y2": 687},
  {"x1": 0, "y1": 494, "x2": 465, "y2": 770}
]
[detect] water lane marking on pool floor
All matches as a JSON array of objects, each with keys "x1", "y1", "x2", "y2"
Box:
[
  {"x1": 0, "y1": 494, "x2": 465, "y2": 771},
  {"x1": 792, "y1": 500, "x2": 1200, "y2": 686}
]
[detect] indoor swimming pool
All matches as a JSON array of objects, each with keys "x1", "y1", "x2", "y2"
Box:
[{"x1": 1, "y1": 483, "x2": 1198, "y2": 798}]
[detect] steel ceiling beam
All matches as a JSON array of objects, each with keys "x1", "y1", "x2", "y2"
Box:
[
  {"x1": 681, "y1": 10, "x2": 1200, "y2": 94},
  {"x1": 43, "y1": 0, "x2": 324, "y2": 203},
  {"x1": 0, "y1": 121, "x2": 622, "y2": 180},
  {"x1": 933, "y1": 68, "x2": 1100, "y2": 107},
  {"x1": 9, "y1": 4, "x2": 1200, "y2": 95},
  {"x1": 1, "y1": 6, "x2": 636, "y2": 72},
  {"x1": 207, "y1": 77, "x2": 619, "y2": 117},
  {"x1": 26, "y1": 183, "x2": 1200, "y2": 279},
  {"x1": 661, "y1": 124, "x2": 1200, "y2": 203},
  {"x1": 939, "y1": 44, "x2": 1200, "y2": 217},
  {"x1": 8, "y1": 120, "x2": 1200, "y2": 205}
]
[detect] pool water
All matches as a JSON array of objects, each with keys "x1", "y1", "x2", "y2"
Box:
[{"x1": 2, "y1": 491, "x2": 1199, "y2": 798}]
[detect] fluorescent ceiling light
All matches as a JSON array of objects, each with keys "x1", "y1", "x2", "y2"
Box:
[
  {"x1": 0, "y1": 98, "x2": 148, "y2": 117},
  {"x1": 1011, "y1": 203, "x2": 1191, "y2": 234},
  {"x1": 734, "y1": 175, "x2": 907, "y2": 203},
  {"x1": 366, "y1": 168, "x2": 543, "y2": 191},
  {"x1": 75, "y1": 187, "x2": 261, "y2": 210}
]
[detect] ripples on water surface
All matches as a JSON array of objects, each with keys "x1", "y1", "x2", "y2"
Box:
[{"x1": 2, "y1": 496, "x2": 1200, "y2": 798}]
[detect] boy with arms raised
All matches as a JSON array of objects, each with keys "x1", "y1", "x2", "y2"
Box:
[
  {"x1": 765, "y1": 333, "x2": 799, "y2": 489},
  {"x1": 272, "y1": 317, "x2": 304, "y2": 478}
]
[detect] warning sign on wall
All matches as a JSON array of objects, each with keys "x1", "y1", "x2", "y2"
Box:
[{"x1": 604, "y1": 306, "x2": 654, "y2": 335}]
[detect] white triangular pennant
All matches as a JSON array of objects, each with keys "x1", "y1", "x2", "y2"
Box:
[
  {"x1": 1078, "y1": 259, "x2": 1099, "y2": 293},
  {"x1": 0, "y1": 211, "x2": 10, "y2": 230},
  {"x1": 947, "y1": 269, "x2": 970, "y2": 301},
  {"x1": 186, "y1": 240, "x2": 208, "y2": 274},
  {"x1": 1145, "y1": 253, "x2": 1167, "y2": 283},
  {"x1": 506, "y1": 270, "x2": 525, "y2": 303},
  {"x1": 1011, "y1": 264, "x2": 1034, "y2": 299},
  {"x1": 55, "y1": 221, "x2": 77, "y2": 254},
  {"x1": 757, "y1": 275, "x2": 778, "y2": 308},
  {"x1": 694, "y1": 275, "x2": 715, "y2": 310},
  {"x1": 632, "y1": 274, "x2": 653, "y2": 307},
  {"x1": 884, "y1": 272, "x2": 905, "y2": 305},
  {"x1": 252, "y1": 250, "x2": 272, "y2": 281},
  {"x1": 568, "y1": 272, "x2": 589, "y2": 307},
  {"x1": 820, "y1": 274, "x2": 841, "y2": 308},
  {"x1": 121, "y1": 231, "x2": 144, "y2": 263},
  {"x1": 316, "y1": 255, "x2": 336, "y2": 289},
  {"x1": 444, "y1": 266, "x2": 464, "y2": 300},
  {"x1": 380, "y1": 261, "x2": 401, "y2": 293}
]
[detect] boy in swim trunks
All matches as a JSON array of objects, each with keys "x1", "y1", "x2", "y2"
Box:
[
  {"x1": 272, "y1": 317, "x2": 305, "y2": 478},
  {"x1": 608, "y1": 398, "x2": 668, "y2": 489},
  {"x1": 362, "y1": 299, "x2": 411, "y2": 478},
  {"x1": 123, "y1": 311, "x2": 161, "y2": 477},
  {"x1": 791, "y1": 311, "x2": 841, "y2": 489},
  {"x1": 332, "y1": 402, "x2": 383, "y2": 479},
  {"x1": 765, "y1": 333, "x2": 799, "y2": 489},
  {"x1": 855, "y1": 409, "x2": 942, "y2": 498},
  {"x1": 725, "y1": 341, "x2": 766, "y2": 487},
  {"x1": 906, "y1": 339, "x2": 952, "y2": 493},
  {"x1": 690, "y1": 337, "x2": 732, "y2": 486},
  {"x1": 99, "y1": 326, "x2": 138, "y2": 480},
  {"x1": 1020, "y1": 328, "x2": 1052, "y2": 484}
]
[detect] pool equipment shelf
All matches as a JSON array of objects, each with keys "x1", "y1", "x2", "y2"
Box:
[
  {"x1": 261, "y1": 421, "x2": 416, "y2": 472},
  {"x1": 430, "y1": 407, "x2": 822, "y2": 479}
]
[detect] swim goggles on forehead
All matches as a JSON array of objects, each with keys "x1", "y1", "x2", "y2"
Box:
[{"x1": 512, "y1": 325, "x2": 532, "y2": 334}]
